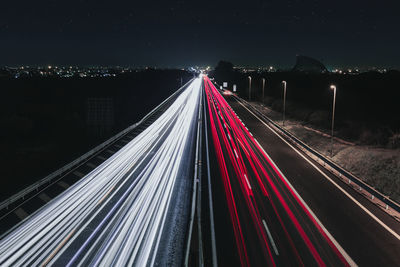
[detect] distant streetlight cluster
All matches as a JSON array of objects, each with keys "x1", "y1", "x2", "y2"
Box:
[
  {"x1": 332, "y1": 67, "x2": 388, "y2": 74},
  {"x1": 236, "y1": 66, "x2": 389, "y2": 74},
  {"x1": 234, "y1": 66, "x2": 276, "y2": 73}
]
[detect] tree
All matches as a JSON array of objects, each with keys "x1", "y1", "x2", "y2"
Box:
[
  {"x1": 214, "y1": 60, "x2": 234, "y2": 73},
  {"x1": 212, "y1": 60, "x2": 235, "y2": 82}
]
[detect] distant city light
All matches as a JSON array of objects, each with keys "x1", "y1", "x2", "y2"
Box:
[{"x1": 0, "y1": 65, "x2": 394, "y2": 80}]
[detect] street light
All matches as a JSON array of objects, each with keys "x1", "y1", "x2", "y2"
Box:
[
  {"x1": 248, "y1": 76, "x2": 252, "y2": 101},
  {"x1": 262, "y1": 78, "x2": 265, "y2": 104},
  {"x1": 282, "y1": 81, "x2": 287, "y2": 126},
  {"x1": 330, "y1": 84, "x2": 337, "y2": 157}
]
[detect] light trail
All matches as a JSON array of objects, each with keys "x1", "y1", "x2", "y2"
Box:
[
  {"x1": 204, "y1": 76, "x2": 350, "y2": 266},
  {"x1": 0, "y1": 77, "x2": 202, "y2": 266}
]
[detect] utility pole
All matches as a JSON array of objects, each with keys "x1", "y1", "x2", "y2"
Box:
[
  {"x1": 262, "y1": 78, "x2": 265, "y2": 104},
  {"x1": 330, "y1": 85, "x2": 337, "y2": 157},
  {"x1": 248, "y1": 76, "x2": 252, "y2": 101},
  {"x1": 282, "y1": 81, "x2": 287, "y2": 126}
]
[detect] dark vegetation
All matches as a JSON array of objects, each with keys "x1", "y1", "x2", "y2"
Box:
[
  {"x1": 0, "y1": 69, "x2": 192, "y2": 200},
  {"x1": 211, "y1": 61, "x2": 400, "y2": 148}
]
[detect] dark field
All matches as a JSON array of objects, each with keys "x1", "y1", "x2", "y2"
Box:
[
  {"x1": 211, "y1": 64, "x2": 400, "y2": 148},
  {"x1": 0, "y1": 69, "x2": 192, "y2": 200}
]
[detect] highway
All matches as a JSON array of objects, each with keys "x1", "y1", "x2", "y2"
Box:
[
  {"x1": 1, "y1": 74, "x2": 399, "y2": 266},
  {"x1": 205, "y1": 76, "x2": 400, "y2": 266},
  {"x1": 0, "y1": 77, "x2": 202, "y2": 266},
  {"x1": 204, "y1": 76, "x2": 352, "y2": 266}
]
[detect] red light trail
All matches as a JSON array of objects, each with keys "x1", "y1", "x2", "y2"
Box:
[{"x1": 204, "y1": 76, "x2": 349, "y2": 266}]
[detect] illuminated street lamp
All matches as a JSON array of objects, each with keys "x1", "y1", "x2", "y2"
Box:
[
  {"x1": 282, "y1": 81, "x2": 287, "y2": 126},
  {"x1": 330, "y1": 84, "x2": 337, "y2": 157},
  {"x1": 262, "y1": 78, "x2": 265, "y2": 104},
  {"x1": 248, "y1": 76, "x2": 252, "y2": 101}
]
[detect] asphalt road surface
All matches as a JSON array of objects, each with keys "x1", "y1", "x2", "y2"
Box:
[
  {"x1": 206, "y1": 76, "x2": 400, "y2": 266},
  {"x1": 0, "y1": 77, "x2": 202, "y2": 266},
  {"x1": 204, "y1": 76, "x2": 354, "y2": 266},
  {"x1": 2, "y1": 75, "x2": 399, "y2": 266}
]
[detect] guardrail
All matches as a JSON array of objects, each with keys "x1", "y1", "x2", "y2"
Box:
[
  {"x1": 232, "y1": 94, "x2": 400, "y2": 214},
  {"x1": 0, "y1": 78, "x2": 194, "y2": 211}
]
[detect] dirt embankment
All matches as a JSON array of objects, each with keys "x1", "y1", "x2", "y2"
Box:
[{"x1": 249, "y1": 101, "x2": 400, "y2": 203}]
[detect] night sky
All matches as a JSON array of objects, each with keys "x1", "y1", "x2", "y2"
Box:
[{"x1": 1, "y1": 0, "x2": 399, "y2": 68}]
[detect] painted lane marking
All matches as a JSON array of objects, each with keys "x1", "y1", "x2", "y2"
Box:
[
  {"x1": 262, "y1": 219, "x2": 279, "y2": 256},
  {"x1": 234, "y1": 149, "x2": 239, "y2": 159},
  {"x1": 237, "y1": 100, "x2": 357, "y2": 266},
  {"x1": 242, "y1": 101, "x2": 400, "y2": 241},
  {"x1": 243, "y1": 174, "x2": 252, "y2": 190}
]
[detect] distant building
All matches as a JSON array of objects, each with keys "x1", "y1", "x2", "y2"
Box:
[{"x1": 292, "y1": 55, "x2": 328, "y2": 73}]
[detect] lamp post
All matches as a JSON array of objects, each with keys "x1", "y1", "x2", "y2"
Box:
[
  {"x1": 248, "y1": 76, "x2": 252, "y2": 101},
  {"x1": 262, "y1": 78, "x2": 265, "y2": 104},
  {"x1": 330, "y1": 85, "x2": 337, "y2": 157},
  {"x1": 282, "y1": 81, "x2": 287, "y2": 126}
]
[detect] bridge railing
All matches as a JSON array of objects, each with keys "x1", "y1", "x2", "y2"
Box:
[{"x1": 0, "y1": 78, "x2": 194, "y2": 211}]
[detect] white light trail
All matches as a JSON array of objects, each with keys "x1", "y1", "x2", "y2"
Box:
[{"x1": 0, "y1": 77, "x2": 202, "y2": 266}]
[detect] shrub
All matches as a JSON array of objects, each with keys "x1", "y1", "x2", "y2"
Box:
[
  {"x1": 271, "y1": 100, "x2": 283, "y2": 112},
  {"x1": 264, "y1": 96, "x2": 275, "y2": 106},
  {"x1": 358, "y1": 129, "x2": 375, "y2": 145},
  {"x1": 290, "y1": 106, "x2": 312, "y2": 121},
  {"x1": 337, "y1": 121, "x2": 363, "y2": 141},
  {"x1": 358, "y1": 127, "x2": 391, "y2": 146},
  {"x1": 388, "y1": 133, "x2": 400, "y2": 148},
  {"x1": 308, "y1": 110, "x2": 329, "y2": 128}
]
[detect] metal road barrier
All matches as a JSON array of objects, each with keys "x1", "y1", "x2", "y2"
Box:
[
  {"x1": 232, "y1": 94, "x2": 400, "y2": 214},
  {"x1": 0, "y1": 78, "x2": 194, "y2": 211}
]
